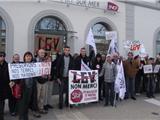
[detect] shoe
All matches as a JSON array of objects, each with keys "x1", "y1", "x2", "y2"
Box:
[
  {"x1": 33, "y1": 112, "x2": 41, "y2": 118},
  {"x1": 151, "y1": 95, "x2": 155, "y2": 98},
  {"x1": 104, "y1": 103, "x2": 108, "y2": 106},
  {"x1": 44, "y1": 105, "x2": 48, "y2": 111},
  {"x1": 46, "y1": 104, "x2": 53, "y2": 109},
  {"x1": 59, "y1": 105, "x2": 63, "y2": 110},
  {"x1": 136, "y1": 93, "x2": 141, "y2": 96},
  {"x1": 70, "y1": 105, "x2": 73, "y2": 108},
  {"x1": 131, "y1": 96, "x2": 136, "y2": 100},
  {"x1": 10, "y1": 112, "x2": 16, "y2": 116},
  {"x1": 99, "y1": 98, "x2": 103, "y2": 101},
  {"x1": 39, "y1": 109, "x2": 48, "y2": 114}
]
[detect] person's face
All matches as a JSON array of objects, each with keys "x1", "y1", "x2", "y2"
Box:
[
  {"x1": 0, "y1": 55, "x2": 5, "y2": 63},
  {"x1": 38, "y1": 50, "x2": 45, "y2": 58},
  {"x1": 64, "y1": 48, "x2": 70, "y2": 56},
  {"x1": 106, "y1": 56, "x2": 112, "y2": 63},
  {"x1": 13, "y1": 55, "x2": 20, "y2": 63},
  {"x1": 24, "y1": 54, "x2": 32, "y2": 63},
  {"x1": 80, "y1": 49, "x2": 86, "y2": 57},
  {"x1": 97, "y1": 57, "x2": 101, "y2": 61},
  {"x1": 128, "y1": 53, "x2": 133, "y2": 59},
  {"x1": 101, "y1": 55, "x2": 106, "y2": 61}
]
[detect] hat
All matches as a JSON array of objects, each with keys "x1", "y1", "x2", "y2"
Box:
[
  {"x1": 0, "y1": 51, "x2": 6, "y2": 57},
  {"x1": 106, "y1": 54, "x2": 111, "y2": 57}
]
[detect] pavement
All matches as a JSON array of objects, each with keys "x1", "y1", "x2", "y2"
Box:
[{"x1": 4, "y1": 94, "x2": 160, "y2": 120}]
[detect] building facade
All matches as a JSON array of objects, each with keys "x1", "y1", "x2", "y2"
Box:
[{"x1": 0, "y1": 0, "x2": 160, "y2": 61}]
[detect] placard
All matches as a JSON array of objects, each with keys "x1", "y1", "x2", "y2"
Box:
[
  {"x1": 143, "y1": 65, "x2": 153, "y2": 74},
  {"x1": 69, "y1": 70, "x2": 98, "y2": 104},
  {"x1": 8, "y1": 62, "x2": 51, "y2": 80}
]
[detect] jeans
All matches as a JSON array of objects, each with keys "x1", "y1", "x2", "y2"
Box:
[
  {"x1": 104, "y1": 82, "x2": 115, "y2": 105},
  {"x1": 0, "y1": 100, "x2": 5, "y2": 120},
  {"x1": 59, "y1": 77, "x2": 68, "y2": 108},
  {"x1": 126, "y1": 76, "x2": 135, "y2": 98}
]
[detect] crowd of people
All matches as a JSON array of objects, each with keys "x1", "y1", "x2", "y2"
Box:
[{"x1": 0, "y1": 46, "x2": 160, "y2": 120}]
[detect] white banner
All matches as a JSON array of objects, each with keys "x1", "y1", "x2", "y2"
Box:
[
  {"x1": 8, "y1": 62, "x2": 51, "y2": 80},
  {"x1": 69, "y1": 70, "x2": 98, "y2": 104}
]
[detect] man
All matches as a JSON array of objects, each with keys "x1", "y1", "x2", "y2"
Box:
[
  {"x1": 124, "y1": 52, "x2": 139, "y2": 100},
  {"x1": 56, "y1": 46, "x2": 74, "y2": 109},
  {"x1": 99, "y1": 54, "x2": 117, "y2": 106},
  {"x1": 75, "y1": 47, "x2": 91, "y2": 70},
  {"x1": 35, "y1": 49, "x2": 48, "y2": 114},
  {"x1": 0, "y1": 52, "x2": 12, "y2": 120}
]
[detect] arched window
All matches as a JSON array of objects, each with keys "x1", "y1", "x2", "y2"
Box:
[
  {"x1": 34, "y1": 16, "x2": 67, "y2": 55},
  {"x1": 156, "y1": 31, "x2": 160, "y2": 55},
  {"x1": 92, "y1": 22, "x2": 111, "y2": 54},
  {"x1": 0, "y1": 16, "x2": 6, "y2": 52}
]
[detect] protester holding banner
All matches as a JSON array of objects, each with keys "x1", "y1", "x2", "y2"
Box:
[
  {"x1": 18, "y1": 51, "x2": 34, "y2": 120},
  {"x1": 135, "y1": 57, "x2": 146, "y2": 95},
  {"x1": 0, "y1": 52, "x2": 12, "y2": 120},
  {"x1": 9, "y1": 54, "x2": 22, "y2": 117},
  {"x1": 35, "y1": 49, "x2": 48, "y2": 114},
  {"x1": 75, "y1": 47, "x2": 91, "y2": 70},
  {"x1": 99, "y1": 54, "x2": 117, "y2": 106},
  {"x1": 56, "y1": 46, "x2": 75, "y2": 109},
  {"x1": 44, "y1": 56, "x2": 54, "y2": 110},
  {"x1": 92, "y1": 53, "x2": 103, "y2": 101},
  {"x1": 145, "y1": 58, "x2": 156, "y2": 98},
  {"x1": 124, "y1": 52, "x2": 139, "y2": 100}
]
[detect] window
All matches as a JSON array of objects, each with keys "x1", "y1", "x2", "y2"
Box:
[
  {"x1": 0, "y1": 17, "x2": 6, "y2": 52},
  {"x1": 92, "y1": 22, "x2": 111, "y2": 54},
  {"x1": 156, "y1": 31, "x2": 160, "y2": 55}
]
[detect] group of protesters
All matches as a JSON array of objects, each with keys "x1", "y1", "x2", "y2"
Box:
[{"x1": 0, "y1": 45, "x2": 160, "y2": 120}]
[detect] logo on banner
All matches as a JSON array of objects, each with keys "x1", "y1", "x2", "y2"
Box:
[{"x1": 71, "y1": 89, "x2": 83, "y2": 103}]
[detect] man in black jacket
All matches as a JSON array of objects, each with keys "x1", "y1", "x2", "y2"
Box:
[
  {"x1": 74, "y1": 47, "x2": 91, "y2": 70},
  {"x1": 0, "y1": 52, "x2": 12, "y2": 120},
  {"x1": 56, "y1": 46, "x2": 74, "y2": 109}
]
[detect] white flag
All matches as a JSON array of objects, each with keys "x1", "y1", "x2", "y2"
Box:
[
  {"x1": 114, "y1": 61, "x2": 126, "y2": 99},
  {"x1": 81, "y1": 60, "x2": 91, "y2": 71},
  {"x1": 86, "y1": 28, "x2": 97, "y2": 55}
]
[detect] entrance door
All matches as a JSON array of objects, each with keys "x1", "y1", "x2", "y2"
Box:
[{"x1": 34, "y1": 16, "x2": 67, "y2": 56}]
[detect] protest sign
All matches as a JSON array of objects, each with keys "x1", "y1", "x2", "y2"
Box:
[
  {"x1": 124, "y1": 40, "x2": 147, "y2": 57},
  {"x1": 143, "y1": 65, "x2": 153, "y2": 74},
  {"x1": 69, "y1": 70, "x2": 98, "y2": 104},
  {"x1": 8, "y1": 62, "x2": 51, "y2": 80},
  {"x1": 105, "y1": 31, "x2": 117, "y2": 40},
  {"x1": 154, "y1": 65, "x2": 160, "y2": 73}
]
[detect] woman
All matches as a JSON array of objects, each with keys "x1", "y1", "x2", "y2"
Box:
[
  {"x1": 18, "y1": 51, "x2": 34, "y2": 120},
  {"x1": 92, "y1": 53, "x2": 103, "y2": 101}
]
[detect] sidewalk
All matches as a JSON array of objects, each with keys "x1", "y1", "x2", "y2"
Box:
[{"x1": 4, "y1": 94, "x2": 160, "y2": 120}]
